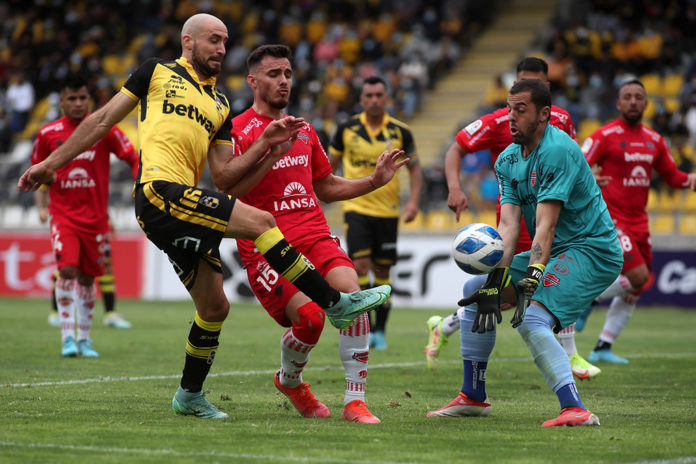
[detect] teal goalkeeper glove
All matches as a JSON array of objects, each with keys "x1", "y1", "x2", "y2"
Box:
[
  {"x1": 459, "y1": 267, "x2": 510, "y2": 334},
  {"x1": 511, "y1": 263, "x2": 545, "y2": 328}
]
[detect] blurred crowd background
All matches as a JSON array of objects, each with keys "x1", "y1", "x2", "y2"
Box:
[{"x1": 1, "y1": 0, "x2": 695, "y2": 233}]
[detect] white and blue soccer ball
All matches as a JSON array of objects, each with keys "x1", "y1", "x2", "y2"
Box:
[{"x1": 451, "y1": 223, "x2": 504, "y2": 275}]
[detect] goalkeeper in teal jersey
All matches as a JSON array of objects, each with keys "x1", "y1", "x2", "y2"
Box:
[{"x1": 427, "y1": 79, "x2": 622, "y2": 426}]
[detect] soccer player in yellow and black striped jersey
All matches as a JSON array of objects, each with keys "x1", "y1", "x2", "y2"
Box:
[
  {"x1": 329, "y1": 76, "x2": 423, "y2": 350},
  {"x1": 18, "y1": 13, "x2": 389, "y2": 419}
]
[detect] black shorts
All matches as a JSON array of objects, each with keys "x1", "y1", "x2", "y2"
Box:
[
  {"x1": 344, "y1": 211, "x2": 398, "y2": 267},
  {"x1": 134, "y1": 181, "x2": 235, "y2": 290}
]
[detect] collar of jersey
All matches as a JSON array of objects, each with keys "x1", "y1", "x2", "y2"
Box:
[
  {"x1": 617, "y1": 117, "x2": 642, "y2": 132},
  {"x1": 359, "y1": 111, "x2": 388, "y2": 139},
  {"x1": 176, "y1": 57, "x2": 217, "y2": 86}
]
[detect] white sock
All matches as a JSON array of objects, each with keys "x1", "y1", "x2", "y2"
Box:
[
  {"x1": 339, "y1": 312, "x2": 369, "y2": 405},
  {"x1": 557, "y1": 323, "x2": 577, "y2": 357},
  {"x1": 279, "y1": 328, "x2": 314, "y2": 387},
  {"x1": 56, "y1": 277, "x2": 76, "y2": 342},
  {"x1": 441, "y1": 312, "x2": 461, "y2": 337},
  {"x1": 76, "y1": 283, "x2": 96, "y2": 341},
  {"x1": 599, "y1": 296, "x2": 636, "y2": 344},
  {"x1": 596, "y1": 274, "x2": 632, "y2": 302}
]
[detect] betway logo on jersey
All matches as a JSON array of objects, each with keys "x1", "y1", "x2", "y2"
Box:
[
  {"x1": 162, "y1": 100, "x2": 215, "y2": 135},
  {"x1": 624, "y1": 152, "x2": 653, "y2": 163},
  {"x1": 74, "y1": 150, "x2": 96, "y2": 162},
  {"x1": 60, "y1": 167, "x2": 95, "y2": 189},
  {"x1": 273, "y1": 182, "x2": 317, "y2": 212},
  {"x1": 273, "y1": 154, "x2": 309, "y2": 170}
]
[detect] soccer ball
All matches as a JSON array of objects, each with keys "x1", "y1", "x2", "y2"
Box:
[{"x1": 451, "y1": 223, "x2": 504, "y2": 275}]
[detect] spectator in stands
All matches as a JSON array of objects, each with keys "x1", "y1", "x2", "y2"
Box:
[{"x1": 6, "y1": 71, "x2": 34, "y2": 136}]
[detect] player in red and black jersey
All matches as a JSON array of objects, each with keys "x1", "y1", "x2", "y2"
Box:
[
  {"x1": 226, "y1": 44, "x2": 407, "y2": 423},
  {"x1": 425, "y1": 57, "x2": 599, "y2": 381},
  {"x1": 19, "y1": 14, "x2": 390, "y2": 420},
  {"x1": 580, "y1": 78, "x2": 696, "y2": 363},
  {"x1": 32, "y1": 74, "x2": 139, "y2": 358}
]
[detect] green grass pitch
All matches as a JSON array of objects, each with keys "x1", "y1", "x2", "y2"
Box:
[{"x1": 1, "y1": 298, "x2": 695, "y2": 463}]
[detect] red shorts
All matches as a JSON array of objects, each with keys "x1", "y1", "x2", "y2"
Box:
[
  {"x1": 50, "y1": 221, "x2": 107, "y2": 276},
  {"x1": 246, "y1": 235, "x2": 354, "y2": 327},
  {"x1": 615, "y1": 224, "x2": 652, "y2": 273}
]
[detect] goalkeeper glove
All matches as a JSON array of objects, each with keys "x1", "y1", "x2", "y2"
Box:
[
  {"x1": 511, "y1": 263, "x2": 545, "y2": 328},
  {"x1": 459, "y1": 266, "x2": 510, "y2": 334}
]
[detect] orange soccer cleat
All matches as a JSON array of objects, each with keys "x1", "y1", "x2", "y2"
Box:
[
  {"x1": 542, "y1": 407, "x2": 600, "y2": 427},
  {"x1": 342, "y1": 399, "x2": 380, "y2": 423},
  {"x1": 274, "y1": 371, "x2": 330, "y2": 418}
]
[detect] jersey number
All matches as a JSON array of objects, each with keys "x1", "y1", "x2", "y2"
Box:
[{"x1": 256, "y1": 263, "x2": 279, "y2": 292}]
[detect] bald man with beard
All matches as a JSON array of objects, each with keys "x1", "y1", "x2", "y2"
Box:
[{"x1": 18, "y1": 13, "x2": 390, "y2": 419}]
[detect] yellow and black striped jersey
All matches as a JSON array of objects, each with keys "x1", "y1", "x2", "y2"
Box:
[
  {"x1": 329, "y1": 112, "x2": 417, "y2": 218},
  {"x1": 121, "y1": 56, "x2": 233, "y2": 186}
]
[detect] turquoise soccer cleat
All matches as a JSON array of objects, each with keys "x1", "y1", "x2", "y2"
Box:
[
  {"x1": 172, "y1": 386, "x2": 229, "y2": 419},
  {"x1": 77, "y1": 339, "x2": 100, "y2": 358},
  {"x1": 326, "y1": 285, "x2": 391, "y2": 330},
  {"x1": 588, "y1": 349, "x2": 629, "y2": 364},
  {"x1": 61, "y1": 336, "x2": 78, "y2": 357}
]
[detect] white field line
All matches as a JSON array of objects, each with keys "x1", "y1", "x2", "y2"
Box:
[
  {"x1": 626, "y1": 458, "x2": 696, "y2": 464},
  {"x1": 0, "y1": 440, "x2": 400, "y2": 463},
  {"x1": 3, "y1": 352, "x2": 695, "y2": 389}
]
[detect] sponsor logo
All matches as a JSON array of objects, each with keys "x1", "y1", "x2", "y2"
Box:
[
  {"x1": 272, "y1": 182, "x2": 317, "y2": 212},
  {"x1": 531, "y1": 171, "x2": 536, "y2": 187},
  {"x1": 494, "y1": 114, "x2": 509, "y2": 124},
  {"x1": 657, "y1": 260, "x2": 696, "y2": 294},
  {"x1": 273, "y1": 154, "x2": 309, "y2": 170},
  {"x1": 60, "y1": 167, "x2": 95, "y2": 189},
  {"x1": 623, "y1": 165, "x2": 650, "y2": 187},
  {"x1": 581, "y1": 137, "x2": 593, "y2": 155},
  {"x1": 542, "y1": 273, "x2": 560, "y2": 287},
  {"x1": 162, "y1": 100, "x2": 215, "y2": 135},
  {"x1": 349, "y1": 158, "x2": 377, "y2": 168},
  {"x1": 553, "y1": 262, "x2": 569, "y2": 275},
  {"x1": 74, "y1": 150, "x2": 96, "y2": 162},
  {"x1": 624, "y1": 152, "x2": 653, "y2": 162},
  {"x1": 241, "y1": 117, "x2": 264, "y2": 135},
  {"x1": 40, "y1": 122, "x2": 64, "y2": 135},
  {"x1": 464, "y1": 119, "x2": 483, "y2": 135}
]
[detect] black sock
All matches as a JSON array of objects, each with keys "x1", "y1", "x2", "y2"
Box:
[
  {"x1": 254, "y1": 227, "x2": 340, "y2": 308},
  {"x1": 595, "y1": 340, "x2": 612, "y2": 351},
  {"x1": 180, "y1": 315, "x2": 222, "y2": 393}
]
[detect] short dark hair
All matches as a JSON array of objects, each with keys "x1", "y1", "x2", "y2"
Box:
[
  {"x1": 247, "y1": 44, "x2": 293, "y2": 72},
  {"x1": 362, "y1": 76, "x2": 387, "y2": 88},
  {"x1": 618, "y1": 78, "x2": 645, "y2": 93},
  {"x1": 61, "y1": 74, "x2": 88, "y2": 93},
  {"x1": 516, "y1": 57, "x2": 548, "y2": 76},
  {"x1": 509, "y1": 79, "x2": 551, "y2": 112}
]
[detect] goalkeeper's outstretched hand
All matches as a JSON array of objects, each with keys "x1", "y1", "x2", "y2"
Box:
[{"x1": 458, "y1": 267, "x2": 509, "y2": 334}]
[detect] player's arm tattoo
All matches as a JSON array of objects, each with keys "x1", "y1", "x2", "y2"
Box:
[{"x1": 530, "y1": 243, "x2": 543, "y2": 263}]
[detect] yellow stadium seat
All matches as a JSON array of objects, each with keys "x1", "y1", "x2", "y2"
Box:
[
  {"x1": 650, "y1": 212, "x2": 675, "y2": 234},
  {"x1": 478, "y1": 210, "x2": 497, "y2": 227},
  {"x1": 640, "y1": 73, "x2": 661, "y2": 95},
  {"x1": 646, "y1": 190, "x2": 660, "y2": 211},
  {"x1": 425, "y1": 210, "x2": 456, "y2": 232},
  {"x1": 400, "y1": 211, "x2": 424, "y2": 231},
  {"x1": 102, "y1": 55, "x2": 121, "y2": 75},
  {"x1": 578, "y1": 118, "x2": 601, "y2": 144},
  {"x1": 685, "y1": 193, "x2": 696, "y2": 212},
  {"x1": 643, "y1": 98, "x2": 657, "y2": 120},
  {"x1": 661, "y1": 73, "x2": 684, "y2": 98},
  {"x1": 679, "y1": 214, "x2": 696, "y2": 234},
  {"x1": 664, "y1": 97, "x2": 680, "y2": 114}
]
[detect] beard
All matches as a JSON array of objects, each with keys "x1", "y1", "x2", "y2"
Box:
[
  {"x1": 264, "y1": 93, "x2": 289, "y2": 110},
  {"x1": 622, "y1": 111, "x2": 642, "y2": 124},
  {"x1": 191, "y1": 44, "x2": 220, "y2": 79}
]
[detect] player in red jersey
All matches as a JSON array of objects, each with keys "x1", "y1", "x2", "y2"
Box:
[
  {"x1": 225, "y1": 44, "x2": 407, "y2": 423},
  {"x1": 579, "y1": 78, "x2": 696, "y2": 364},
  {"x1": 424, "y1": 57, "x2": 599, "y2": 380},
  {"x1": 31, "y1": 74, "x2": 139, "y2": 358}
]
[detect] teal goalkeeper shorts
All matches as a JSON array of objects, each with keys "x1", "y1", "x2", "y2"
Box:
[{"x1": 508, "y1": 246, "x2": 622, "y2": 331}]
